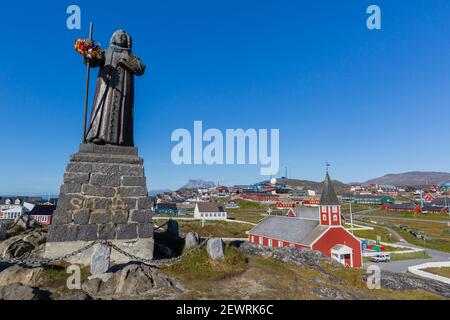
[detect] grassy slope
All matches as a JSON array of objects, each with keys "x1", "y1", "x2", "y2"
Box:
[
  {"x1": 163, "y1": 247, "x2": 443, "y2": 300},
  {"x1": 370, "y1": 218, "x2": 450, "y2": 253}
]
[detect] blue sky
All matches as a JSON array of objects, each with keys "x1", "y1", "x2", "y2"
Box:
[{"x1": 1, "y1": 0, "x2": 450, "y2": 194}]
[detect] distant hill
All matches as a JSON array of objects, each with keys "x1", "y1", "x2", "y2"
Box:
[
  {"x1": 278, "y1": 178, "x2": 349, "y2": 194},
  {"x1": 364, "y1": 171, "x2": 450, "y2": 186},
  {"x1": 179, "y1": 179, "x2": 216, "y2": 190},
  {"x1": 149, "y1": 189, "x2": 172, "y2": 196}
]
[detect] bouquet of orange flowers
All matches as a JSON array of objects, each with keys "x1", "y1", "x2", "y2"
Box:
[{"x1": 74, "y1": 38, "x2": 102, "y2": 59}]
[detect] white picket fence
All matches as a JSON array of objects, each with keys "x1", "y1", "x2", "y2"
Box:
[{"x1": 407, "y1": 261, "x2": 450, "y2": 285}]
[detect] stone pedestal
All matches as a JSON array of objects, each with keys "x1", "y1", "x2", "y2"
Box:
[{"x1": 45, "y1": 144, "x2": 154, "y2": 264}]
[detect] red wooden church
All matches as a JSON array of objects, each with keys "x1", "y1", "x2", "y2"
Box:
[{"x1": 248, "y1": 171, "x2": 363, "y2": 268}]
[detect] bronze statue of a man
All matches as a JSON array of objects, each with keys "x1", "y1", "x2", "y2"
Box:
[{"x1": 85, "y1": 30, "x2": 145, "y2": 146}]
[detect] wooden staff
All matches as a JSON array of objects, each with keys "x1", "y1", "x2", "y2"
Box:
[{"x1": 82, "y1": 22, "x2": 94, "y2": 143}]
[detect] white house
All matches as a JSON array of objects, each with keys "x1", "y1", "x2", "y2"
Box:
[{"x1": 194, "y1": 202, "x2": 227, "y2": 220}]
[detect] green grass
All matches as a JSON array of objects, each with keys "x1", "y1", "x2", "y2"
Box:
[
  {"x1": 368, "y1": 210, "x2": 450, "y2": 221},
  {"x1": 157, "y1": 219, "x2": 252, "y2": 238},
  {"x1": 363, "y1": 251, "x2": 430, "y2": 263},
  {"x1": 41, "y1": 263, "x2": 90, "y2": 289},
  {"x1": 392, "y1": 226, "x2": 450, "y2": 253},
  {"x1": 390, "y1": 250, "x2": 430, "y2": 261},
  {"x1": 166, "y1": 246, "x2": 247, "y2": 281},
  {"x1": 352, "y1": 225, "x2": 397, "y2": 243},
  {"x1": 424, "y1": 267, "x2": 450, "y2": 278},
  {"x1": 237, "y1": 199, "x2": 264, "y2": 209}
]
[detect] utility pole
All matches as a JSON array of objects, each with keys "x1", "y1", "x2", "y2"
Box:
[{"x1": 349, "y1": 201, "x2": 354, "y2": 234}]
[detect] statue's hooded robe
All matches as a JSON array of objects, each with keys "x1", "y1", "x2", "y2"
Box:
[{"x1": 86, "y1": 30, "x2": 145, "y2": 146}]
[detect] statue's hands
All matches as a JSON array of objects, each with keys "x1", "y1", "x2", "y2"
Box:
[{"x1": 118, "y1": 51, "x2": 130, "y2": 62}]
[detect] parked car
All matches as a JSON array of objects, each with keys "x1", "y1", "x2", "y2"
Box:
[{"x1": 370, "y1": 253, "x2": 391, "y2": 263}]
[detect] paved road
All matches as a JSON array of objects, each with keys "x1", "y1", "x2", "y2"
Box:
[{"x1": 364, "y1": 243, "x2": 450, "y2": 273}]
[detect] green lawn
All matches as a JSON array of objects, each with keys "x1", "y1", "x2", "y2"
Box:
[
  {"x1": 369, "y1": 218, "x2": 450, "y2": 253},
  {"x1": 156, "y1": 219, "x2": 252, "y2": 238},
  {"x1": 363, "y1": 250, "x2": 430, "y2": 263},
  {"x1": 352, "y1": 225, "x2": 398, "y2": 243}
]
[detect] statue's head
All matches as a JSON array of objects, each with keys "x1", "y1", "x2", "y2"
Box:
[{"x1": 110, "y1": 30, "x2": 132, "y2": 49}]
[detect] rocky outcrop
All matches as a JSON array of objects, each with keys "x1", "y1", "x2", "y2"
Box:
[
  {"x1": 0, "y1": 265, "x2": 43, "y2": 287},
  {"x1": 0, "y1": 283, "x2": 49, "y2": 300},
  {"x1": 82, "y1": 263, "x2": 183, "y2": 298},
  {"x1": 363, "y1": 271, "x2": 450, "y2": 298},
  {"x1": 0, "y1": 230, "x2": 46, "y2": 259}
]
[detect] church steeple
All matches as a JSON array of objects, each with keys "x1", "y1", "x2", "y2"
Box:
[
  {"x1": 319, "y1": 170, "x2": 341, "y2": 226},
  {"x1": 320, "y1": 171, "x2": 340, "y2": 206}
]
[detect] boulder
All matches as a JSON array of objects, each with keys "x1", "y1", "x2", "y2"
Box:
[
  {"x1": 82, "y1": 263, "x2": 182, "y2": 298},
  {"x1": 206, "y1": 238, "x2": 224, "y2": 260},
  {"x1": 184, "y1": 232, "x2": 199, "y2": 249},
  {"x1": 90, "y1": 243, "x2": 111, "y2": 275},
  {"x1": 0, "y1": 265, "x2": 43, "y2": 287},
  {"x1": 0, "y1": 283, "x2": 38, "y2": 300}
]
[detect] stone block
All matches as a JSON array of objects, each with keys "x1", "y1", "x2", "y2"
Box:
[
  {"x1": 90, "y1": 243, "x2": 111, "y2": 275},
  {"x1": 84, "y1": 197, "x2": 111, "y2": 210},
  {"x1": 137, "y1": 223, "x2": 153, "y2": 238},
  {"x1": 119, "y1": 186, "x2": 147, "y2": 197},
  {"x1": 82, "y1": 185, "x2": 115, "y2": 198},
  {"x1": 121, "y1": 198, "x2": 138, "y2": 210},
  {"x1": 120, "y1": 165, "x2": 144, "y2": 177},
  {"x1": 89, "y1": 212, "x2": 111, "y2": 224},
  {"x1": 92, "y1": 163, "x2": 120, "y2": 175},
  {"x1": 72, "y1": 209, "x2": 90, "y2": 225},
  {"x1": 47, "y1": 224, "x2": 77, "y2": 242},
  {"x1": 137, "y1": 197, "x2": 153, "y2": 209},
  {"x1": 90, "y1": 173, "x2": 121, "y2": 187},
  {"x1": 98, "y1": 224, "x2": 116, "y2": 240},
  {"x1": 77, "y1": 224, "x2": 98, "y2": 241},
  {"x1": 116, "y1": 224, "x2": 137, "y2": 240},
  {"x1": 57, "y1": 194, "x2": 83, "y2": 211},
  {"x1": 78, "y1": 143, "x2": 138, "y2": 156},
  {"x1": 71, "y1": 153, "x2": 143, "y2": 165},
  {"x1": 64, "y1": 173, "x2": 90, "y2": 184},
  {"x1": 122, "y1": 176, "x2": 146, "y2": 187},
  {"x1": 66, "y1": 162, "x2": 93, "y2": 173},
  {"x1": 60, "y1": 183, "x2": 82, "y2": 194},
  {"x1": 130, "y1": 210, "x2": 152, "y2": 223},
  {"x1": 52, "y1": 210, "x2": 73, "y2": 225},
  {"x1": 111, "y1": 210, "x2": 129, "y2": 224}
]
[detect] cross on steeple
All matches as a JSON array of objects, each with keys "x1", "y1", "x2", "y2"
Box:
[{"x1": 325, "y1": 161, "x2": 331, "y2": 173}]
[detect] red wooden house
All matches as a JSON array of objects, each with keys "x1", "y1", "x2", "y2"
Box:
[
  {"x1": 302, "y1": 198, "x2": 320, "y2": 206},
  {"x1": 276, "y1": 200, "x2": 296, "y2": 209},
  {"x1": 248, "y1": 172, "x2": 362, "y2": 268}
]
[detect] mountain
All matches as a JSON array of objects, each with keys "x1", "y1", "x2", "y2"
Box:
[
  {"x1": 179, "y1": 179, "x2": 216, "y2": 190},
  {"x1": 278, "y1": 178, "x2": 349, "y2": 194},
  {"x1": 364, "y1": 171, "x2": 450, "y2": 186}
]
